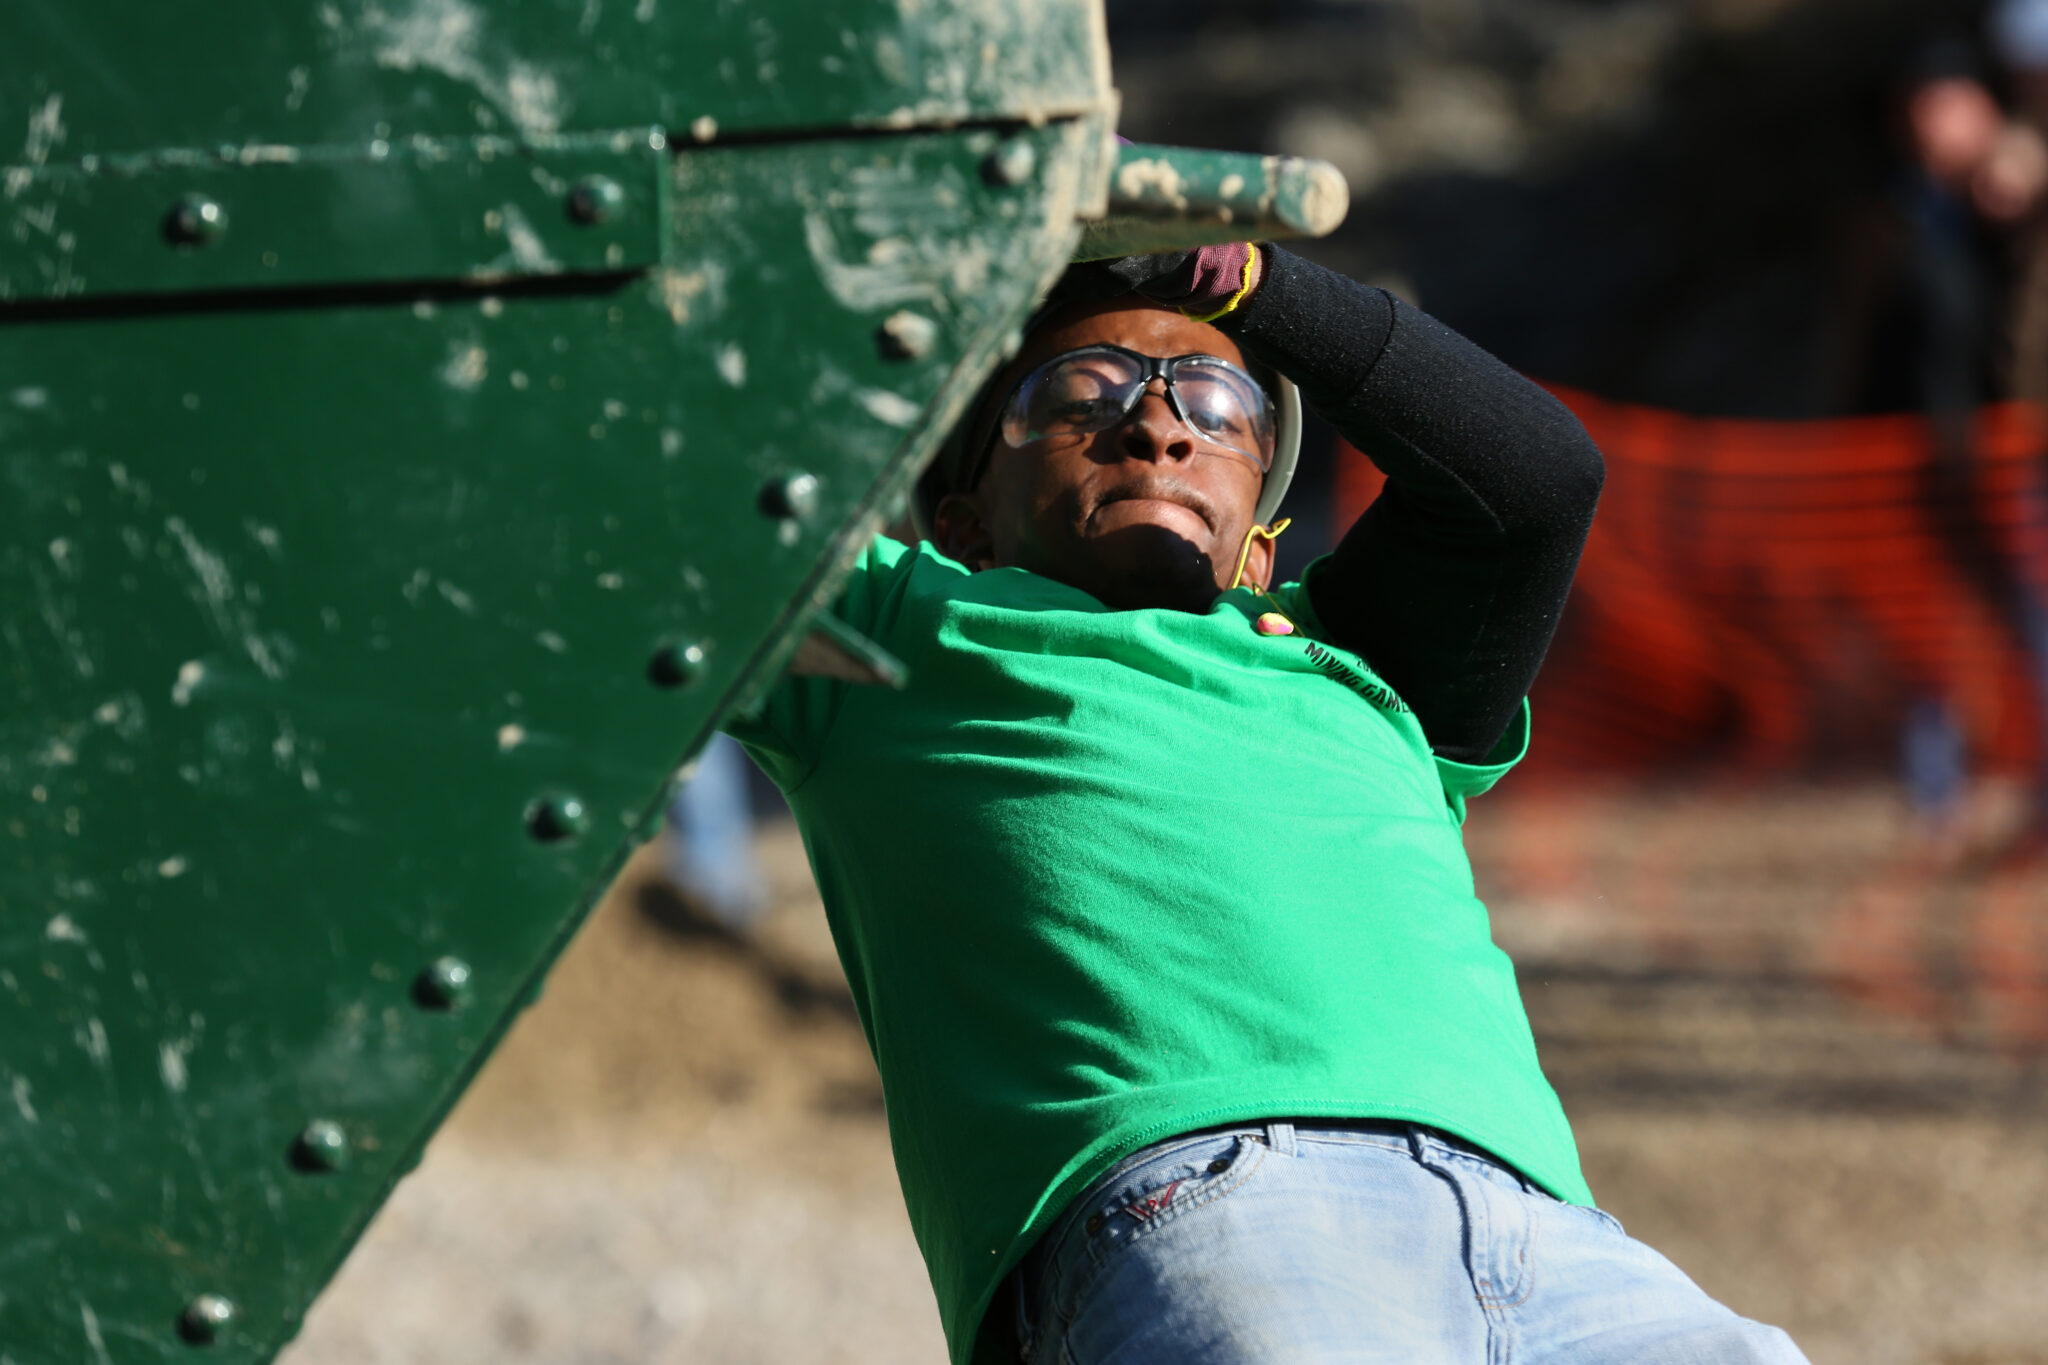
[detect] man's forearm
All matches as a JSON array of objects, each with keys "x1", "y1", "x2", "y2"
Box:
[{"x1": 1220, "y1": 246, "x2": 1606, "y2": 763}]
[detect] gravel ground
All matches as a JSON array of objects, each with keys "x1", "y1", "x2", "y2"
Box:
[{"x1": 280, "y1": 791, "x2": 2048, "y2": 1365}]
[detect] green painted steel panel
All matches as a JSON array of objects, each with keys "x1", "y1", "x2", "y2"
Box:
[
  {"x1": 0, "y1": 110, "x2": 1113, "y2": 1362},
  {"x1": 1, "y1": 130, "x2": 672, "y2": 302},
  {"x1": 2, "y1": 0, "x2": 1109, "y2": 158}
]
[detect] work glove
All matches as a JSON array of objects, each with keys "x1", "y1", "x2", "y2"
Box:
[{"x1": 1098, "y1": 243, "x2": 1260, "y2": 322}]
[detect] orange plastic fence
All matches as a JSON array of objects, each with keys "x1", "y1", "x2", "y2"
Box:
[{"x1": 1334, "y1": 389, "x2": 2048, "y2": 779}]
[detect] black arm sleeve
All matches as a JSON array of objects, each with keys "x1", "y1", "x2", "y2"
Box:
[{"x1": 1218, "y1": 247, "x2": 1605, "y2": 764}]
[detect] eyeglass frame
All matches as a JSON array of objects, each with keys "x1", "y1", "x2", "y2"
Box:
[
  {"x1": 918, "y1": 340, "x2": 1301, "y2": 539},
  {"x1": 960, "y1": 342, "x2": 1279, "y2": 493}
]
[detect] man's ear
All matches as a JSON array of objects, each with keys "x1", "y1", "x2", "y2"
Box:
[
  {"x1": 1236, "y1": 523, "x2": 1279, "y2": 592},
  {"x1": 932, "y1": 493, "x2": 996, "y2": 570}
]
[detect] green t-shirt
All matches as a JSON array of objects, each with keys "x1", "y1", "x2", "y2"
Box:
[{"x1": 726, "y1": 535, "x2": 1588, "y2": 1365}]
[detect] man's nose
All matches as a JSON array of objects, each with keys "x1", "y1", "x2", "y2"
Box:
[{"x1": 1116, "y1": 381, "x2": 1196, "y2": 463}]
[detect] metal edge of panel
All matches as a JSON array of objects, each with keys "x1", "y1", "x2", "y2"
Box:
[
  {"x1": 0, "y1": 130, "x2": 673, "y2": 303},
  {"x1": 717, "y1": 111, "x2": 1119, "y2": 727}
]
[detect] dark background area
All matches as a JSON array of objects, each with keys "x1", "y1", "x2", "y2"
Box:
[{"x1": 1112, "y1": 0, "x2": 1996, "y2": 419}]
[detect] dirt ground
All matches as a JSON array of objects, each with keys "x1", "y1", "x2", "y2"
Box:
[{"x1": 279, "y1": 786, "x2": 2048, "y2": 1365}]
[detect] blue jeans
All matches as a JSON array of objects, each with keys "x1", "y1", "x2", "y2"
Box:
[{"x1": 1011, "y1": 1121, "x2": 1808, "y2": 1365}]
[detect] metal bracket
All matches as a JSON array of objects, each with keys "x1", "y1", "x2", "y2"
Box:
[
  {"x1": 789, "y1": 613, "x2": 909, "y2": 689},
  {"x1": 1, "y1": 129, "x2": 672, "y2": 303},
  {"x1": 1073, "y1": 142, "x2": 1349, "y2": 262}
]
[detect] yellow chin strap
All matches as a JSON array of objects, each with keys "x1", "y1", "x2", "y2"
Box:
[{"x1": 1228, "y1": 517, "x2": 1292, "y2": 592}]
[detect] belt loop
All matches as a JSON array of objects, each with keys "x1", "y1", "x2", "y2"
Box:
[
  {"x1": 1404, "y1": 1123, "x2": 1431, "y2": 1163},
  {"x1": 1264, "y1": 1120, "x2": 1297, "y2": 1156}
]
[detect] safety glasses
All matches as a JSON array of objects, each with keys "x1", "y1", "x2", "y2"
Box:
[{"x1": 997, "y1": 343, "x2": 1277, "y2": 472}]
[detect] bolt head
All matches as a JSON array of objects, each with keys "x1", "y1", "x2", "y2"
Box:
[
  {"x1": 647, "y1": 640, "x2": 707, "y2": 689},
  {"x1": 292, "y1": 1119, "x2": 350, "y2": 1173},
  {"x1": 566, "y1": 175, "x2": 625, "y2": 225},
  {"x1": 759, "y1": 471, "x2": 821, "y2": 521},
  {"x1": 414, "y1": 955, "x2": 473, "y2": 1009},
  {"x1": 164, "y1": 194, "x2": 228, "y2": 246},
  {"x1": 179, "y1": 1294, "x2": 235, "y2": 1344},
  {"x1": 983, "y1": 139, "x2": 1037, "y2": 186},
  {"x1": 877, "y1": 310, "x2": 939, "y2": 361},
  {"x1": 524, "y1": 794, "x2": 590, "y2": 843}
]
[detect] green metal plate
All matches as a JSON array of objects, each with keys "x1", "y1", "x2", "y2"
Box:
[
  {"x1": 2, "y1": 0, "x2": 1110, "y2": 158},
  {"x1": 0, "y1": 114, "x2": 1109, "y2": 1364},
  {"x1": 2, "y1": 131, "x2": 671, "y2": 302}
]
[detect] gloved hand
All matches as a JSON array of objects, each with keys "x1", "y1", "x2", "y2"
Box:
[{"x1": 1098, "y1": 243, "x2": 1259, "y2": 321}]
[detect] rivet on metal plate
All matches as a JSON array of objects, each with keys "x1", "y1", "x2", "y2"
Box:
[
  {"x1": 413, "y1": 955, "x2": 473, "y2": 1009},
  {"x1": 164, "y1": 194, "x2": 228, "y2": 247},
  {"x1": 983, "y1": 139, "x2": 1037, "y2": 187},
  {"x1": 178, "y1": 1294, "x2": 235, "y2": 1345},
  {"x1": 524, "y1": 794, "x2": 590, "y2": 843},
  {"x1": 647, "y1": 640, "x2": 708, "y2": 689},
  {"x1": 877, "y1": 310, "x2": 939, "y2": 360},
  {"x1": 566, "y1": 175, "x2": 625, "y2": 225},
  {"x1": 759, "y1": 472, "x2": 821, "y2": 521},
  {"x1": 291, "y1": 1119, "x2": 350, "y2": 1173}
]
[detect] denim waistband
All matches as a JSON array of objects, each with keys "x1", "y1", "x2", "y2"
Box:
[{"x1": 1061, "y1": 1117, "x2": 1528, "y2": 1241}]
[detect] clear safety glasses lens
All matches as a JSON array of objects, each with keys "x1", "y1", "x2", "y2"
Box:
[{"x1": 999, "y1": 345, "x2": 1276, "y2": 471}]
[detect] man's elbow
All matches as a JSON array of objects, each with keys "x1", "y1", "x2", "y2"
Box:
[{"x1": 1516, "y1": 404, "x2": 1606, "y2": 535}]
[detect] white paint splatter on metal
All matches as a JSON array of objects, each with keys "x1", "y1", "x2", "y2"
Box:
[
  {"x1": 439, "y1": 342, "x2": 489, "y2": 391},
  {"x1": 158, "y1": 1040, "x2": 190, "y2": 1093},
  {"x1": 245, "y1": 521, "x2": 284, "y2": 560},
  {"x1": 858, "y1": 388, "x2": 921, "y2": 427},
  {"x1": 657, "y1": 266, "x2": 714, "y2": 325},
  {"x1": 79, "y1": 1302, "x2": 110, "y2": 1365},
  {"x1": 171, "y1": 660, "x2": 205, "y2": 707},
  {"x1": 494, "y1": 202, "x2": 559, "y2": 274},
  {"x1": 715, "y1": 343, "x2": 747, "y2": 388},
  {"x1": 1114, "y1": 157, "x2": 1189, "y2": 210},
  {"x1": 79, "y1": 1018, "x2": 108, "y2": 1067},
  {"x1": 6, "y1": 94, "x2": 63, "y2": 201},
  {"x1": 10, "y1": 1076, "x2": 35, "y2": 1123},
  {"x1": 165, "y1": 518, "x2": 286, "y2": 680},
  {"x1": 367, "y1": 0, "x2": 565, "y2": 136},
  {"x1": 436, "y1": 579, "x2": 477, "y2": 614},
  {"x1": 44, "y1": 914, "x2": 86, "y2": 944}
]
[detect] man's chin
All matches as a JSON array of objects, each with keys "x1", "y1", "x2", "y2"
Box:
[{"x1": 1071, "y1": 526, "x2": 1223, "y2": 613}]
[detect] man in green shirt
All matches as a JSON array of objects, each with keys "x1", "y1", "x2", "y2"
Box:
[{"x1": 728, "y1": 243, "x2": 1807, "y2": 1365}]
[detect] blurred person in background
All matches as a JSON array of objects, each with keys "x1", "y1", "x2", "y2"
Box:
[
  {"x1": 1986, "y1": 0, "x2": 2048, "y2": 395},
  {"x1": 658, "y1": 732, "x2": 768, "y2": 933},
  {"x1": 1892, "y1": 4, "x2": 2048, "y2": 844}
]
